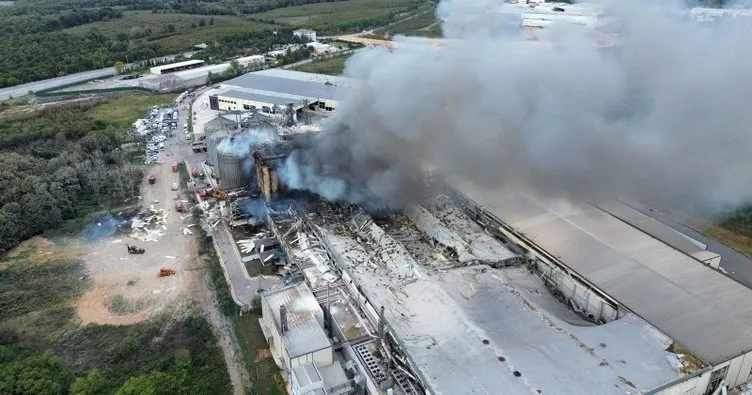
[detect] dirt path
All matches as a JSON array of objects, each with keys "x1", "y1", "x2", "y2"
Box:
[{"x1": 196, "y1": 268, "x2": 251, "y2": 395}]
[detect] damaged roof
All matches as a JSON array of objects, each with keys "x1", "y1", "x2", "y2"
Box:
[
  {"x1": 454, "y1": 181, "x2": 752, "y2": 365},
  {"x1": 262, "y1": 282, "x2": 331, "y2": 358}
]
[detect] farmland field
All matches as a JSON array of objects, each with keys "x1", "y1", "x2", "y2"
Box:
[
  {"x1": 373, "y1": 6, "x2": 442, "y2": 37},
  {"x1": 64, "y1": 11, "x2": 281, "y2": 54},
  {"x1": 252, "y1": 0, "x2": 425, "y2": 34},
  {"x1": 293, "y1": 53, "x2": 354, "y2": 75}
]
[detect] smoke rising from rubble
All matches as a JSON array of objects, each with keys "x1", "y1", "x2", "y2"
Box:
[{"x1": 280, "y1": 0, "x2": 752, "y2": 213}]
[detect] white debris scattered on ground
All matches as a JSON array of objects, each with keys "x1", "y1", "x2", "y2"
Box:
[
  {"x1": 182, "y1": 228, "x2": 193, "y2": 235},
  {"x1": 130, "y1": 207, "x2": 169, "y2": 242}
]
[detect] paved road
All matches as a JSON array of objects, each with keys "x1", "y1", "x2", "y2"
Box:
[
  {"x1": 628, "y1": 202, "x2": 752, "y2": 289},
  {"x1": 0, "y1": 67, "x2": 115, "y2": 101},
  {"x1": 173, "y1": 90, "x2": 279, "y2": 305}
]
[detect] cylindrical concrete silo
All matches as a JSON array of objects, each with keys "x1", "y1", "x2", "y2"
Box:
[
  {"x1": 217, "y1": 151, "x2": 248, "y2": 190},
  {"x1": 207, "y1": 130, "x2": 228, "y2": 167}
]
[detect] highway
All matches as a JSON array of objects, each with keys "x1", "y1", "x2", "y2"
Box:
[{"x1": 0, "y1": 67, "x2": 115, "y2": 101}]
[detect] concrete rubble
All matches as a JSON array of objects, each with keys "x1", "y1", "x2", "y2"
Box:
[{"x1": 129, "y1": 206, "x2": 169, "y2": 242}]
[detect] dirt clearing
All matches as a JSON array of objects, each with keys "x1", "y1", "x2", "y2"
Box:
[{"x1": 75, "y1": 160, "x2": 199, "y2": 326}]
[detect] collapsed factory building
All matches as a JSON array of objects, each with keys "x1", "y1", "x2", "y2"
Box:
[{"x1": 191, "y1": 69, "x2": 752, "y2": 395}]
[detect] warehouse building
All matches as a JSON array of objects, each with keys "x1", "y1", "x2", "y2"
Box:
[
  {"x1": 150, "y1": 59, "x2": 206, "y2": 75},
  {"x1": 208, "y1": 69, "x2": 351, "y2": 115},
  {"x1": 447, "y1": 181, "x2": 752, "y2": 394}
]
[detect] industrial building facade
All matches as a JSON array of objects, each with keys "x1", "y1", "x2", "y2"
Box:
[{"x1": 208, "y1": 69, "x2": 349, "y2": 115}]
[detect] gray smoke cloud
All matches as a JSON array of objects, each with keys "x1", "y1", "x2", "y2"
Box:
[{"x1": 279, "y1": 0, "x2": 752, "y2": 214}]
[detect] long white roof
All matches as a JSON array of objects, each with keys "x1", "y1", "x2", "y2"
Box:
[{"x1": 452, "y1": 181, "x2": 752, "y2": 365}]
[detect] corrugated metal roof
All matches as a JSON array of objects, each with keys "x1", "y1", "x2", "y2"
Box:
[
  {"x1": 222, "y1": 89, "x2": 302, "y2": 106},
  {"x1": 454, "y1": 182, "x2": 752, "y2": 365},
  {"x1": 226, "y1": 70, "x2": 347, "y2": 101},
  {"x1": 262, "y1": 282, "x2": 331, "y2": 358},
  {"x1": 596, "y1": 200, "x2": 719, "y2": 263}
]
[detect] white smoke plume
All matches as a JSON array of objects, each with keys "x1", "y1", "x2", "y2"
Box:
[
  {"x1": 279, "y1": 0, "x2": 752, "y2": 214},
  {"x1": 216, "y1": 127, "x2": 278, "y2": 158}
]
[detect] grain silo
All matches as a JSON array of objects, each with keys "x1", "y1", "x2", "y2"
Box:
[
  {"x1": 207, "y1": 129, "x2": 229, "y2": 167},
  {"x1": 217, "y1": 150, "x2": 248, "y2": 190},
  {"x1": 204, "y1": 116, "x2": 237, "y2": 166}
]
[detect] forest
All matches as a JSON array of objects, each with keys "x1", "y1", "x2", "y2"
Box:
[
  {"x1": 0, "y1": 0, "x2": 419, "y2": 87},
  {"x1": 0, "y1": 102, "x2": 145, "y2": 254}
]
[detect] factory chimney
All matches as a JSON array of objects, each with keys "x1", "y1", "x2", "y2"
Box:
[
  {"x1": 376, "y1": 306, "x2": 386, "y2": 354},
  {"x1": 280, "y1": 305, "x2": 288, "y2": 333}
]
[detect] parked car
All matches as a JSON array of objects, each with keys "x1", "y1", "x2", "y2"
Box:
[{"x1": 171, "y1": 182, "x2": 179, "y2": 191}]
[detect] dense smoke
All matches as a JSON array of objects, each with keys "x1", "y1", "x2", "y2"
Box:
[
  {"x1": 217, "y1": 127, "x2": 278, "y2": 158},
  {"x1": 280, "y1": 0, "x2": 752, "y2": 214}
]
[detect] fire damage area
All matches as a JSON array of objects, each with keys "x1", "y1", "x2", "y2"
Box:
[{"x1": 189, "y1": 121, "x2": 694, "y2": 395}]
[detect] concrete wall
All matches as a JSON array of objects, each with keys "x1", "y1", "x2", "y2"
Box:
[
  {"x1": 648, "y1": 350, "x2": 752, "y2": 394},
  {"x1": 726, "y1": 351, "x2": 752, "y2": 388},
  {"x1": 649, "y1": 369, "x2": 712, "y2": 395},
  {"x1": 289, "y1": 348, "x2": 333, "y2": 372},
  {"x1": 261, "y1": 297, "x2": 287, "y2": 368}
]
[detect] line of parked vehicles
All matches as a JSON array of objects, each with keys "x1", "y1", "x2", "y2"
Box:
[{"x1": 144, "y1": 106, "x2": 180, "y2": 164}]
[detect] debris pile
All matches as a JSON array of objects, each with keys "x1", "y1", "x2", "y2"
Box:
[
  {"x1": 130, "y1": 206, "x2": 169, "y2": 242},
  {"x1": 237, "y1": 234, "x2": 281, "y2": 265},
  {"x1": 157, "y1": 267, "x2": 176, "y2": 277}
]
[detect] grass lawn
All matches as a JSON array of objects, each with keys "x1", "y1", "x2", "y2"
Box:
[
  {"x1": 87, "y1": 93, "x2": 174, "y2": 129},
  {"x1": 702, "y1": 224, "x2": 752, "y2": 260},
  {"x1": 292, "y1": 53, "x2": 354, "y2": 75},
  {"x1": 64, "y1": 11, "x2": 280, "y2": 54},
  {"x1": 251, "y1": 0, "x2": 421, "y2": 30},
  {"x1": 235, "y1": 315, "x2": 286, "y2": 395}
]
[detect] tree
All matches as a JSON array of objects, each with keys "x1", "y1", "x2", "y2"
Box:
[
  {"x1": 0, "y1": 355, "x2": 71, "y2": 395},
  {"x1": 70, "y1": 369, "x2": 110, "y2": 395},
  {"x1": 209, "y1": 18, "x2": 214, "y2": 25},
  {"x1": 114, "y1": 61, "x2": 125, "y2": 74},
  {"x1": 115, "y1": 371, "x2": 182, "y2": 395},
  {"x1": 199, "y1": 19, "x2": 205, "y2": 27},
  {"x1": 166, "y1": 24, "x2": 176, "y2": 33}
]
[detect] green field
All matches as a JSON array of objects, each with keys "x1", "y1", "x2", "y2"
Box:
[
  {"x1": 373, "y1": 6, "x2": 441, "y2": 38},
  {"x1": 293, "y1": 53, "x2": 354, "y2": 75},
  {"x1": 236, "y1": 315, "x2": 286, "y2": 394},
  {"x1": 87, "y1": 93, "x2": 174, "y2": 129},
  {"x1": 64, "y1": 11, "x2": 280, "y2": 55},
  {"x1": 252, "y1": 0, "x2": 424, "y2": 34}
]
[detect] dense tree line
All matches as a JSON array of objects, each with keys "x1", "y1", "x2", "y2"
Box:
[
  {"x1": 723, "y1": 206, "x2": 752, "y2": 237},
  {"x1": 0, "y1": 104, "x2": 143, "y2": 253},
  {"x1": 0, "y1": 316, "x2": 230, "y2": 394},
  {"x1": 12, "y1": 0, "x2": 354, "y2": 16},
  {"x1": 0, "y1": 8, "x2": 123, "y2": 35}
]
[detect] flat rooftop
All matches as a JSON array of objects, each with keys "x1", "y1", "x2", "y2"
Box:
[
  {"x1": 312, "y1": 210, "x2": 685, "y2": 394},
  {"x1": 453, "y1": 182, "x2": 752, "y2": 365},
  {"x1": 222, "y1": 89, "x2": 304, "y2": 107},
  {"x1": 150, "y1": 59, "x2": 205, "y2": 73},
  {"x1": 224, "y1": 69, "x2": 351, "y2": 102},
  {"x1": 262, "y1": 282, "x2": 331, "y2": 358}
]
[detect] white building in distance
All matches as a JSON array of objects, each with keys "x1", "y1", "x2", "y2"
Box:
[{"x1": 293, "y1": 28, "x2": 317, "y2": 42}]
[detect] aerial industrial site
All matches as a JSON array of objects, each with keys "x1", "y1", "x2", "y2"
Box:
[
  {"x1": 151, "y1": 47, "x2": 752, "y2": 394},
  {"x1": 5, "y1": 0, "x2": 752, "y2": 392}
]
